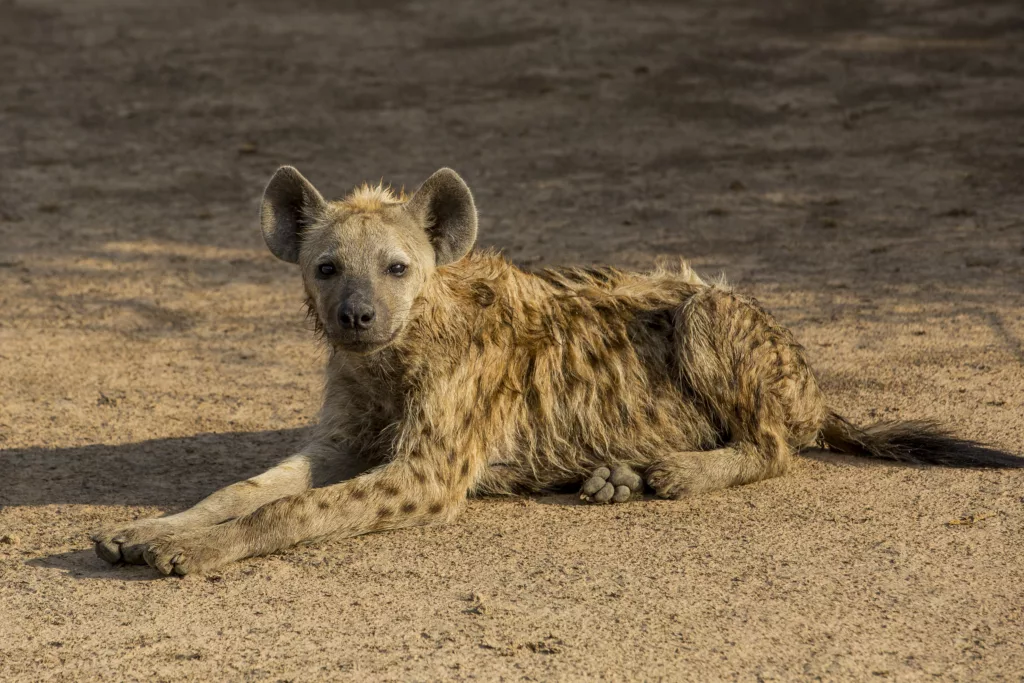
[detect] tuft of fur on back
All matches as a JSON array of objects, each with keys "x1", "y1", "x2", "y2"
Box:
[{"x1": 821, "y1": 412, "x2": 1024, "y2": 468}]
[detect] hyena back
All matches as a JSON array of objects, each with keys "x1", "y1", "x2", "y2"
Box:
[{"x1": 92, "y1": 166, "x2": 1024, "y2": 575}]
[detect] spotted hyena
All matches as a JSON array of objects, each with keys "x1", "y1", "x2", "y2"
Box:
[{"x1": 92, "y1": 166, "x2": 1024, "y2": 575}]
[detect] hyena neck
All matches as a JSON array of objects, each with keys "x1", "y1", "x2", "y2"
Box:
[
  {"x1": 364, "y1": 252, "x2": 518, "y2": 377},
  {"x1": 404, "y1": 251, "x2": 508, "y2": 341},
  {"x1": 329, "y1": 254, "x2": 502, "y2": 386}
]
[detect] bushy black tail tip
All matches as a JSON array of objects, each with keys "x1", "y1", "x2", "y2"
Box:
[{"x1": 821, "y1": 413, "x2": 1024, "y2": 469}]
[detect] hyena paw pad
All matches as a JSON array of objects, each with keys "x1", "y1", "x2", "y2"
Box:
[{"x1": 579, "y1": 465, "x2": 643, "y2": 504}]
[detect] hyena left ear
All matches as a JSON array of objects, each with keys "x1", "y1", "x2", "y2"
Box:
[
  {"x1": 261, "y1": 166, "x2": 327, "y2": 264},
  {"x1": 405, "y1": 168, "x2": 478, "y2": 266}
]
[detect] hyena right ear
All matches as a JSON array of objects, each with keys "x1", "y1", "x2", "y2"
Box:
[
  {"x1": 260, "y1": 166, "x2": 327, "y2": 264},
  {"x1": 405, "y1": 168, "x2": 478, "y2": 267}
]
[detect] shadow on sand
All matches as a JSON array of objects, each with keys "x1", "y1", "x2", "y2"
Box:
[
  {"x1": 4, "y1": 428, "x2": 314, "y2": 580},
  {"x1": 1, "y1": 428, "x2": 312, "y2": 508},
  {"x1": 26, "y1": 549, "x2": 167, "y2": 581}
]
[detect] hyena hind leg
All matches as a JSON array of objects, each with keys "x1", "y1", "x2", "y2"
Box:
[
  {"x1": 645, "y1": 444, "x2": 794, "y2": 499},
  {"x1": 655, "y1": 287, "x2": 827, "y2": 498}
]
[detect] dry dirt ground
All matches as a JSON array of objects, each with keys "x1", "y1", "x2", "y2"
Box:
[{"x1": 2, "y1": 0, "x2": 1023, "y2": 680}]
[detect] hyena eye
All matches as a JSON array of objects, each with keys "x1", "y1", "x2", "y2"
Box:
[
  {"x1": 387, "y1": 263, "x2": 408, "y2": 277},
  {"x1": 317, "y1": 263, "x2": 336, "y2": 278}
]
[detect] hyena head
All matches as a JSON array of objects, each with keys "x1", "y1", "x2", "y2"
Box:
[{"x1": 260, "y1": 166, "x2": 477, "y2": 354}]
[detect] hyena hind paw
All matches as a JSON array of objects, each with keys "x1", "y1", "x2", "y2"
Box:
[{"x1": 579, "y1": 465, "x2": 644, "y2": 504}]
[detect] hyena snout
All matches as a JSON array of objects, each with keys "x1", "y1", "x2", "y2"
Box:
[
  {"x1": 338, "y1": 295, "x2": 376, "y2": 330},
  {"x1": 327, "y1": 288, "x2": 396, "y2": 352}
]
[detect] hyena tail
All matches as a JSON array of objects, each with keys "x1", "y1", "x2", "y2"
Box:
[{"x1": 820, "y1": 411, "x2": 1024, "y2": 468}]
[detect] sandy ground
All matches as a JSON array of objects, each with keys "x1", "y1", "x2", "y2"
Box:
[{"x1": 1, "y1": 0, "x2": 1023, "y2": 680}]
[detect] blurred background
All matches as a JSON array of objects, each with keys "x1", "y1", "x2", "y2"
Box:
[{"x1": 3, "y1": 0, "x2": 1022, "y2": 276}]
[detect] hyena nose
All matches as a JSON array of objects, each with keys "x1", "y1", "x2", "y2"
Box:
[{"x1": 338, "y1": 299, "x2": 376, "y2": 330}]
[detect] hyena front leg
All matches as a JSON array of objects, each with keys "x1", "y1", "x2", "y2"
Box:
[
  {"x1": 649, "y1": 288, "x2": 826, "y2": 498},
  {"x1": 141, "y1": 452, "x2": 478, "y2": 576},
  {"x1": 92, "y1": 444, "x2": 368, "y2": 565}
]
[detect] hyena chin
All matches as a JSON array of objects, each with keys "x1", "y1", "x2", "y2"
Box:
[{"x1": 92, "y1": 166, "x2": 1024, "y2": 575}]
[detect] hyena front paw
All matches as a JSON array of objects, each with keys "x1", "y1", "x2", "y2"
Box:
[
  {"x1": 142, "y1": 530, "x2": 234, "y2": 576},
  {"x1": 91, "y1": 519, "x2": 179, "y2": 565},
  {"x1": 579, "y1": 465, "x2": 644, "y2": 503}
]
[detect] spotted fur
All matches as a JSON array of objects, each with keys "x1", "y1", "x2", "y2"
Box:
[{"x1": 92, "y1": 167, "x2": 1024, "y2": 576}]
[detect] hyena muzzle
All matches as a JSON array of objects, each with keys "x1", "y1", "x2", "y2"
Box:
[{"x1": 92, "y1": 166, "x2": 1024, "y2": 575}]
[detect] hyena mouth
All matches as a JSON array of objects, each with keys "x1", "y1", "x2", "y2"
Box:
[{"x1": 334, "y1": 329, "x2": 401, "y2": 355}]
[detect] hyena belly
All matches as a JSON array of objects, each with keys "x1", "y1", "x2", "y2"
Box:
[{"x1": 470, "y1": 297, "x2": 722, "y2": 496}]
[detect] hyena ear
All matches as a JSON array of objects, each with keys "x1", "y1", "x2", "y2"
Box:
[
  {"x1": 260, "y1": 166, "x2": 327, "y2": 264},
  {"x1": 405, "y1": 168, "x2": 478, "y2": 266}
]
